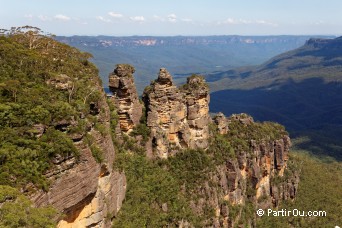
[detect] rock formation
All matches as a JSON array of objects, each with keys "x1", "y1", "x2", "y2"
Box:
[
  {"x1": 182, "y1": 75, "x2": 210, "y2": 149},
  {"x1": 203, "y1": 113, "x2": 299, "y2": 227},
  {"x1": 142, "y1": 68, "x2": 188, "y2": 158},
  {"x1": 109, "y1": 64, "x2": 142, "y2": 133},
  {"x1": 142, "y1": 69, "x2": 210, "y2": 158},
  {"x1": 107, "y1": 65, "x2": 299, "y2": 226},
  {"x1": 32, "y1": 82, "x2": 126, "y2": 228}
]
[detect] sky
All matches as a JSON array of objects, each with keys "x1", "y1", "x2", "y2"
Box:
[{"x1": 1, "y1": 0, "x2": 342, "y2": 36}]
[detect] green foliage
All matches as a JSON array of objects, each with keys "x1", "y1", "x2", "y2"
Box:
[
  {"x1": 94, "y1": 122, "x2": 107, "y2": 136},
  {"x1": 113, "y1": 152, "x2": 195, "y2": 227},
  {"x1": 108, "y1": 99, "x2": 119, "y2": 129},
  {"x1": 0, "y1": 126, "x2": 77, "y2": 190},
  {"x1": 0, "y1": 26, "x2": 107, "y2": 191},
  {"x1": 208, "y1": 124, "x2": 235, "y2": 165},
  {"x1": 166, "y1": 149, "x2": 214, "y2": 192},
  {"x1": 129, "y1": 105, "x2": 150, "y2": 144},
  {"x1": 0, "y1": 185, "x2": 57, "y2": 228},
  {"x1": 90, "y1": 144, "x2": 104, "y2": 163},
  {"x1": 130, "y1": 123, "x2": 151, "y2": 143}
]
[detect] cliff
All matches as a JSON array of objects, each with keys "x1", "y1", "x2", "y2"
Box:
[
  {"x1": 32, "y1": 81, "x2": 126, "y2": 228},
  {"x1": 202, "y1": 113, "x2": 298, "y2": 227},
  {"x1": 110, "y1": 65, "x2": 299, "y2": 226},
  {"x1": 0, "y1": 27, "x2": 126, "y2": 228}
]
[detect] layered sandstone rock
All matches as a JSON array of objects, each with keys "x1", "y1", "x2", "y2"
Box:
[
  {"x1": 32, "y1": 82, "x2": 126, "y2": 228},
  {"x1": 142, "y1": 68, "x2": 188, "y2": 158},
  {"x1": 109, "y1": 64, "x2": 142, "y2": 133},
  {"x1": 189, "y1": 113, "x2": 299, "y2": 227},
  {"x1": 182, "y1": 75, "x2": 210, "y2": 149},
  {"x1": 142, "y1": 69, "x2": 210, "y2": 158}
]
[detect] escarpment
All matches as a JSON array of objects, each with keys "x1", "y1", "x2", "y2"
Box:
[
  {"x1": 109, "y1": 66, "x2": 299, "y2": 226},
  {"x1": 0, "y1": 30, "x2": 127, "y2": 228},
  {"x1": 32, "y1": 78, "x2": 126, "y2": 228},
  {"x1": 203, "y1": 113, "x2": 299, "y2": 227}
]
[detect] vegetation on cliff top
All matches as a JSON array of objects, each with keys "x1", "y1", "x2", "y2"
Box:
[
  {"x1": 0, "y1": 26, "x2": 104, "y2": 190},
  {"x1": 0, "y1": 26, "x2": 109, "y2": 225}
]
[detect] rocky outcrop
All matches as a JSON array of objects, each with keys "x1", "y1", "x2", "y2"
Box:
[
  {"x1": 182, "y1": 75, "x2": 210, "y2": 149},
  {"x1": 106, "y1": 65, "x2": 298, "y2": 226},
  {"x1": 187, "y1": 113, "x2": 299, "y2": 227},
  {"x1": 142, "y1": 69, "x2": 210, "y2": 158},
  {"x1": 32, "y1": 82, "x2": 126, "y2": 228},
  {"x1": 142, "y1": 68, "x2": 188, "y2": 158},
  {"x1": 213, "y1": 112, "x2": 228, "y2": 135},
  {"x1": 109, "y1": 64, "x2": 142, "y2": 133}
]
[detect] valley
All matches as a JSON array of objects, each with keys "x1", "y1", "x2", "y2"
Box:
[
  {"x1": 208, "y1": 36, "x2": 342, "y2": 160},
  {"x1": 57, "y1": 35, "x2": 329, "y2": 93}
]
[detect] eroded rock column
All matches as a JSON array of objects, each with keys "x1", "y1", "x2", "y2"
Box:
[
  {"x1": 143, "y1": 68, "x2": 189, "y2": 158},
  {"x1": 109, "y1": 64, "x2": 142, "y2": 133},
  {"x1": 182, "y1": 75, "x2": 210, "y2": 149}
]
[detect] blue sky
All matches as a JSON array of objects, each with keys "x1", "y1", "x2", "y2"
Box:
[{"x1": 1, "y1": 0, "x2": 341, "y2": 36}]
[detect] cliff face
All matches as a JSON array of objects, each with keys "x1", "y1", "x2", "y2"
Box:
[
  {"x1": 32, "y1": 80, "x2": 126, "y2": 228},
  {"x1": 141, "y1": 69, "x2": 210, "y2": 158},
  {"x1": 0, "y1": 29, "x2": 128, "y2": 228},
  {"x1": 188, "y1": 114, "x2": 299, "y2": 227},
  {"x1": 109, "y1": 66, "x2": 298, "y2": 226}
]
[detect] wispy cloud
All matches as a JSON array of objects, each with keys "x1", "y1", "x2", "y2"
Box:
[
  {"x1": 108, "y1": 12, "x2": 123, "y2": 18},
  {"x1": 96, "y1": 16, "x2": 111, "y2": 23},
  {"x1": 167, "y1": 14, "x2": 177, "y2": 22},
  {"x1": 54, "y1": 14, "x2": 71, "y2": 21},
  {"x1": 218, "y1": 18, "x2": 278, "y2": 27},
  {"x1": 255, "y1": 20, "x2": 278, "y2": 27},
  {"x1": 38, "y1": 15, "x2": 51, "y2": 21},
  {"x1": 130, "y1": 16, "x2": 145, "y2": 22}
]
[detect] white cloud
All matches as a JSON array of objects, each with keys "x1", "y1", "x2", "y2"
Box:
[
  {"x1": 167, "y1": 14, "x2": 177, "y2": 22},
  {"x1": 38, "y1": 15, "x2": 51, "y2": 21},
  {"x1": 108, "y1": 12, "x2": 123, "y2": 18},
  {"x1": 220, "y1": 18, "x2": 245, "y2": 25},
  {"x1": 255, "y1": 20, "x2": 278, "y2": 27},
  {"x1": 219, "y1": 18, "x2": 277, "y2": 26},
  {"x1": 96, "y1": 16, "x2": 111, "y2": 23},
  {"x1": 54, "y1": 14, "x2": 71, "y2": 21},
  {"x1": 130, "y1": 16, "x2": 145, "y2": 22}
]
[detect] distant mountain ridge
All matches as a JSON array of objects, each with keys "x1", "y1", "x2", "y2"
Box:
[
  {"x1": 56, "y1": 35, "x2": 333, "y2": 93},
  {"x1": 57, "y1": 35, "x2": 318, "y2": 47},
  {"x1": 208, "y1": 36, "x2": 342, "y2": 159},
  {"x1": 207, "y1": 36, "x2": 342, "y2": 91}
]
